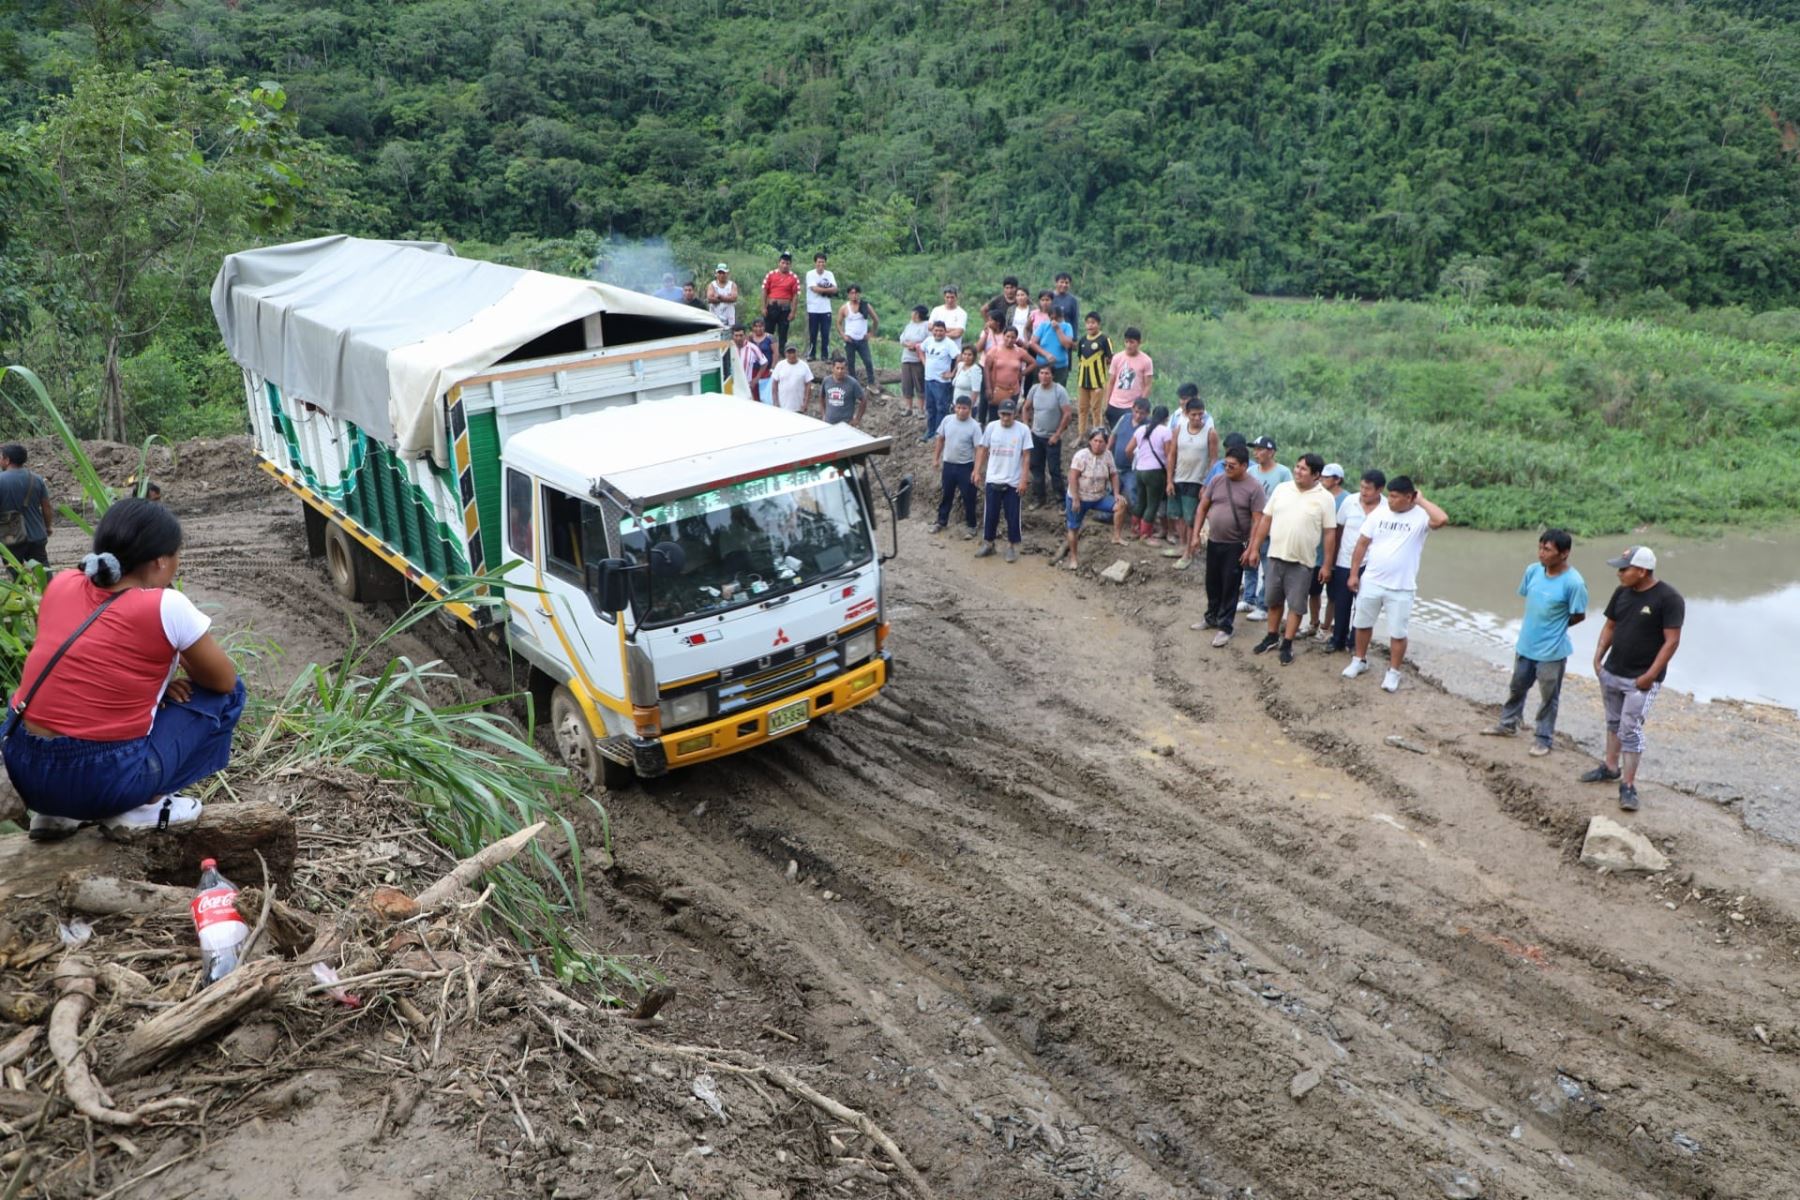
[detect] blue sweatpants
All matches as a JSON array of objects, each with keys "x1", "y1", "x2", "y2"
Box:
[{"x1": 4, "y1": 679, "x2": 246, "y2": 821}]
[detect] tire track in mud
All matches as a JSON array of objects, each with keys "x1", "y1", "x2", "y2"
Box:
[{"x1": 617, "y1": 576, "x2": 1800, "y2": 1200}]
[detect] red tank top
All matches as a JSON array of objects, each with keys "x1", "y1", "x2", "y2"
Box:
[{"x1": 12, "y1": 572, "x2": 187, "y2": 741}]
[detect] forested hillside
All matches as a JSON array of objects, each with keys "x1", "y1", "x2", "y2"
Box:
[
  {"x1": 3, "y1": 0, "x2": 1800, "y2": 518},
  {"x1": 6, "y1": 0, "x2": 1800, "y2": 307}
]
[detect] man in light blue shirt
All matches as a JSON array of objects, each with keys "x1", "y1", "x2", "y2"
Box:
[{"x1": 1482, "y1": 528, "x2": 1588, "y2": 754}]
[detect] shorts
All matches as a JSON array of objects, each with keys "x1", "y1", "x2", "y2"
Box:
[
  {"x1": 1598, "y1": 665, "x2": 1662, "y2": 754},
  {"x1": 1352, "y1": 582, "x2": 1416, "y2": 639},
  {"x1": 1170, "y1": 481, "x2": 1203, "y2": 521},
  {"x1": 1263, "y1": 558, "x2": 1315, "y2": 615},
  {"x1": 1065, "y1": 495, "x2": 1116, "y2": 530}
]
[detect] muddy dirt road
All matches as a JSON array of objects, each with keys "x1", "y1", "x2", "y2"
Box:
[{"x1": 33, "y1": 422, "x2": 1800, "y2": 1199}]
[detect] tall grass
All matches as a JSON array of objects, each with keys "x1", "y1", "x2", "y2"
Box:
[{"x1": 241, "y1": 585, "x2": 650, "y2": 996}]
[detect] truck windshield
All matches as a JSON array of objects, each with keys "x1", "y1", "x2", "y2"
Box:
[{"x1": 619, "y1": 463, "x2": 873, "y2": 625}]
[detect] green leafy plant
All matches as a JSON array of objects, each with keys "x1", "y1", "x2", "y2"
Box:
[{"x1": 243, "y1": 583, "x2": 651, "y2": 996}]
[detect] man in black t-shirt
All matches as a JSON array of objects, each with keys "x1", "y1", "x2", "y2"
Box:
[{"x1": 1579, "y1": 546, "x2": 1684, "y2": 812}]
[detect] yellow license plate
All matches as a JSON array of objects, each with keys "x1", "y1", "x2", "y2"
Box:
[{"x1": 767, "y1": 698, "x2": 809, "y2": 736}]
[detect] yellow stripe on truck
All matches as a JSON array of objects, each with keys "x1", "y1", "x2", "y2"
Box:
[{"x1": 658, "y1": 659, "x2": 887, "y2": 769}]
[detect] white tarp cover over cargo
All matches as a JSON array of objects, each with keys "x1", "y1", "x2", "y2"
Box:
[{"x1": 210, "y1": 235, "x2": 720, "y2": 465}]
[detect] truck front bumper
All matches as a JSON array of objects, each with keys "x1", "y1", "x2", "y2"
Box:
[{"x1": 624, "y1": 653, "x2": 890, "y2": 777}]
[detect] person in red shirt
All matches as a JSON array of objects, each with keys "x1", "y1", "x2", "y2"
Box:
[
  {"x1": 5, "y1": 499, "x2": 244, "y2": 840},
  {"x1": 761, "y1": 252, "x2": 801, "y2": 356}
]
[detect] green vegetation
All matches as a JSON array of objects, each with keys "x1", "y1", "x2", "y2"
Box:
[
  {"x1": 243, "y1": 590, "x2": 646, "y2": 996},
  {"x1": 1157, "y1": 300, "x2": 1800, "y2": 534},
  {"x1": 1, "y1": 1, "x2": 1798, "y2": 534}
]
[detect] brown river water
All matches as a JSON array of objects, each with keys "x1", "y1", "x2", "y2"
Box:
[{"x1": 1410, "y1": 525, "x2": 1800, "y2": 711}]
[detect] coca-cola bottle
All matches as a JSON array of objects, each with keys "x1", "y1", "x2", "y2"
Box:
[{"x1": 192, "y1": 858, "x2": 249, "y2": 983}]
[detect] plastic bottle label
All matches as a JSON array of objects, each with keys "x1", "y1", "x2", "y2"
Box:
[{"x1": 192, "y1": 887, "x2": 244, "y2": 931}]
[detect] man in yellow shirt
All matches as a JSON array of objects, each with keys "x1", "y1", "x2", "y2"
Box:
[{"x1": 1243, "y1": 453, "x2": 1338, "y2": 665}]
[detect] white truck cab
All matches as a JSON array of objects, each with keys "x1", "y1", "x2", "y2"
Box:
[{"x1": 500, "y1": 396, "x2": 909, "y2": 788}]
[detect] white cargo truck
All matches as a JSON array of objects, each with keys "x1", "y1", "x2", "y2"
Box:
[{"x1": 212, "y1": 236, "x2": 911, "y2": 788}]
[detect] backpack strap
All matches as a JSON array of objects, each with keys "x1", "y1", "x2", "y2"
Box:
[{"x1": 3, "y1": 589, "x2": 126, "y2": 736}]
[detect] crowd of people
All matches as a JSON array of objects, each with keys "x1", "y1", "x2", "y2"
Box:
[{"x1": 679, "y1": 258, "x2": 1690, "y2": 816}]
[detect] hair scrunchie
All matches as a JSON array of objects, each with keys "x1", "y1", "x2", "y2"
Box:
[{"x1": 80, "y1": 551, "x2": 122, "y2": 587}]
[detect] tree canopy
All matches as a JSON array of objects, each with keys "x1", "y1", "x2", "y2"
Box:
[{"x1": 4, "y1": 0, "x2": 1793, "y2": 307}]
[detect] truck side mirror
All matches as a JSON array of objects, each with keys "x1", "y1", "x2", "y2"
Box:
[
  {"x1": 893, "y1": 473, "x2": 914, "y2": 521},
  {"x1": 588, "y1": 559, "x2": 631, "y2": 613}
]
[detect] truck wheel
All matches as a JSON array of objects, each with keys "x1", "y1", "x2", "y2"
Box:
[
  {"x1": 323, "y1": 524, "x2": 362, "y2": 601},
  {"x1": 551, "y1": 685, "x2": 634, "y2": 792}
]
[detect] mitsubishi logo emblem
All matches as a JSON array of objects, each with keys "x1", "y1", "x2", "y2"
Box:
[{"x1": 772, "y1": 628, "x2": 790, "y2": 647}]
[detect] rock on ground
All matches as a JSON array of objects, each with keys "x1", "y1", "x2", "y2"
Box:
[
  {"x1": 1099, "y1": 560, "x2": 1133, "y2": 583},
  {"x1": 1579, "y1": 816, "x2": 1671, "y2": 873}
]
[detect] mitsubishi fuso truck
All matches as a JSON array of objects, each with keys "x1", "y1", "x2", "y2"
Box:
[{"x1": 212, "y1": 235, "x2": 910, "y2": 789}]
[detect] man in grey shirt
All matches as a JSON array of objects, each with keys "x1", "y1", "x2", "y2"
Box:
[
  {"x1": 0, "y1": 443, "x2": 53, "y2": 571},
  {"x1": 1022, "y1": 365, "x2": 1072, "y2": 507},
  {"x1": 930, "y1": 395, "x2": 983, "y2": 537}
]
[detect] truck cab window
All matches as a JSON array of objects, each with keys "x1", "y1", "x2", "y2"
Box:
[
  {"x1": 505, "y1": 469, "x2": 534, "y2": 561},
  {"x1": 541, "y1": 486, "x2": 608, "y2": 588}
]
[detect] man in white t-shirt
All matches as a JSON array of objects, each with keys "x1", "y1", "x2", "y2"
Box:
[
  {"x1": 972, "y1": 399, "x2": 1033, "y2": 562},
  {"x1": 929, "y1": 286, "x2": 968, "y2": 341},
  {"x1": 918, "y1": 320, "x2": 961, "y2": 445},
  {"x1": 1344, "y1": 475, "x2": 1449, "y2": 692},
  {"x1": 1326, "y1": 467, "x2": 1384, "y2": 653},
  {"x1": 803, "y1": 252, "x2": 837, "y2": 361},
  {"x1": 767, "y1": 345, "x2": 814, "y2": 412},
  {"x1": 705, "y1": 264, "x2": 739, "y2": 327}
]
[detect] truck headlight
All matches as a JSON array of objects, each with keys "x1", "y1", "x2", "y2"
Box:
[
  {"x1": 842, "y1": 628, "x2": 878, "y2": 667},
  {"x1": 659, "y1": 691, "x2": 710, "y2": 729}
]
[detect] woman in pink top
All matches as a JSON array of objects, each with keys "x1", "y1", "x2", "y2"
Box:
[
  {"x1": 1125, "y1": 405, "x2": 1173, "y2": 540},
  {"x1": 6, "y1": 500, "x2": 244, "y2": 840}
]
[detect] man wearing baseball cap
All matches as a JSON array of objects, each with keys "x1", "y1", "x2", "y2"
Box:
[
  {"x1": 706, "y1": 264, "x2": 739, "y2": 327},
  {"x1": 973, "y1": 398, "x2": 1033, "y2": 562},
  {"x1": 1582, "y1": 546, "x2": 1684, "y2": 812}
]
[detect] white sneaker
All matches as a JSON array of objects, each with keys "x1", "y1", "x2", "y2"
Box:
[
  {"x1": 1236, "y1": 600, "x2": 1251, "y2": 613},
  {"x1": 1247, "y1": 606, "x2": 1268, "y2": 622},
  {"x1": 101, "y1": 794, "x2": 202, "y2": 833},
  {"x1": 1211, "y1": 630, "x2": 1232, "y2": 648},
  {"x1": 1382, "y1": 668, "x2": 1402, "y2": 693},
  {"x1": 28, "y1": 812, "x2": 82, "y2": 842},
  {"x1": 1342, "y1": 658, "x2": 1369, "y2": 679}
]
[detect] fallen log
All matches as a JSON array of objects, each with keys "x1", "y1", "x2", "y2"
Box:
[
  {"x1": 110, "y1": 959, "x2": 285, "y2": 1080},
  {"x1": 108, "y1": 800, "x2": 298, "y2": 891},
  {"x1": 57, "y1": 876, "x2": 189, "y2": 918},
  {"x1": 0, "y1": 802, "x2": 297, "y2": 906},
  {"x1": 415, "y1": 822, "x2": 546, "y2": 910}
]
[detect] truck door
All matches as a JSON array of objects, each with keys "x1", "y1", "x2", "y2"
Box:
[{"x1": 500, "y1": 470, "x2": 628, "y2": 727}]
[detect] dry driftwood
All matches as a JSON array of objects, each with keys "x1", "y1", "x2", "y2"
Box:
[
  {"x1": 113, "y1": 800, "x2": 298, "y2": 889},
  {"x1": 50, "y1": 959, "x2": 192, "y2": 1125},
  {"x1": 415, "y1": 822, "x2": 547, "y2": 909},
  {"x1": 57, "y1": 875, "x2": 190, "y2": 918},
  {"x1": 0, "y1": 1028, "x2": 41, "y2": 1072},
  {"x1": 111, "y1": 959, "x2": 285, "y2": 1080}
]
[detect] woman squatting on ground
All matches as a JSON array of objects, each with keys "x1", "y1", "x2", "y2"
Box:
[{"x1": 6, "y1": 499, "x2": 245, "y2": 841}]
